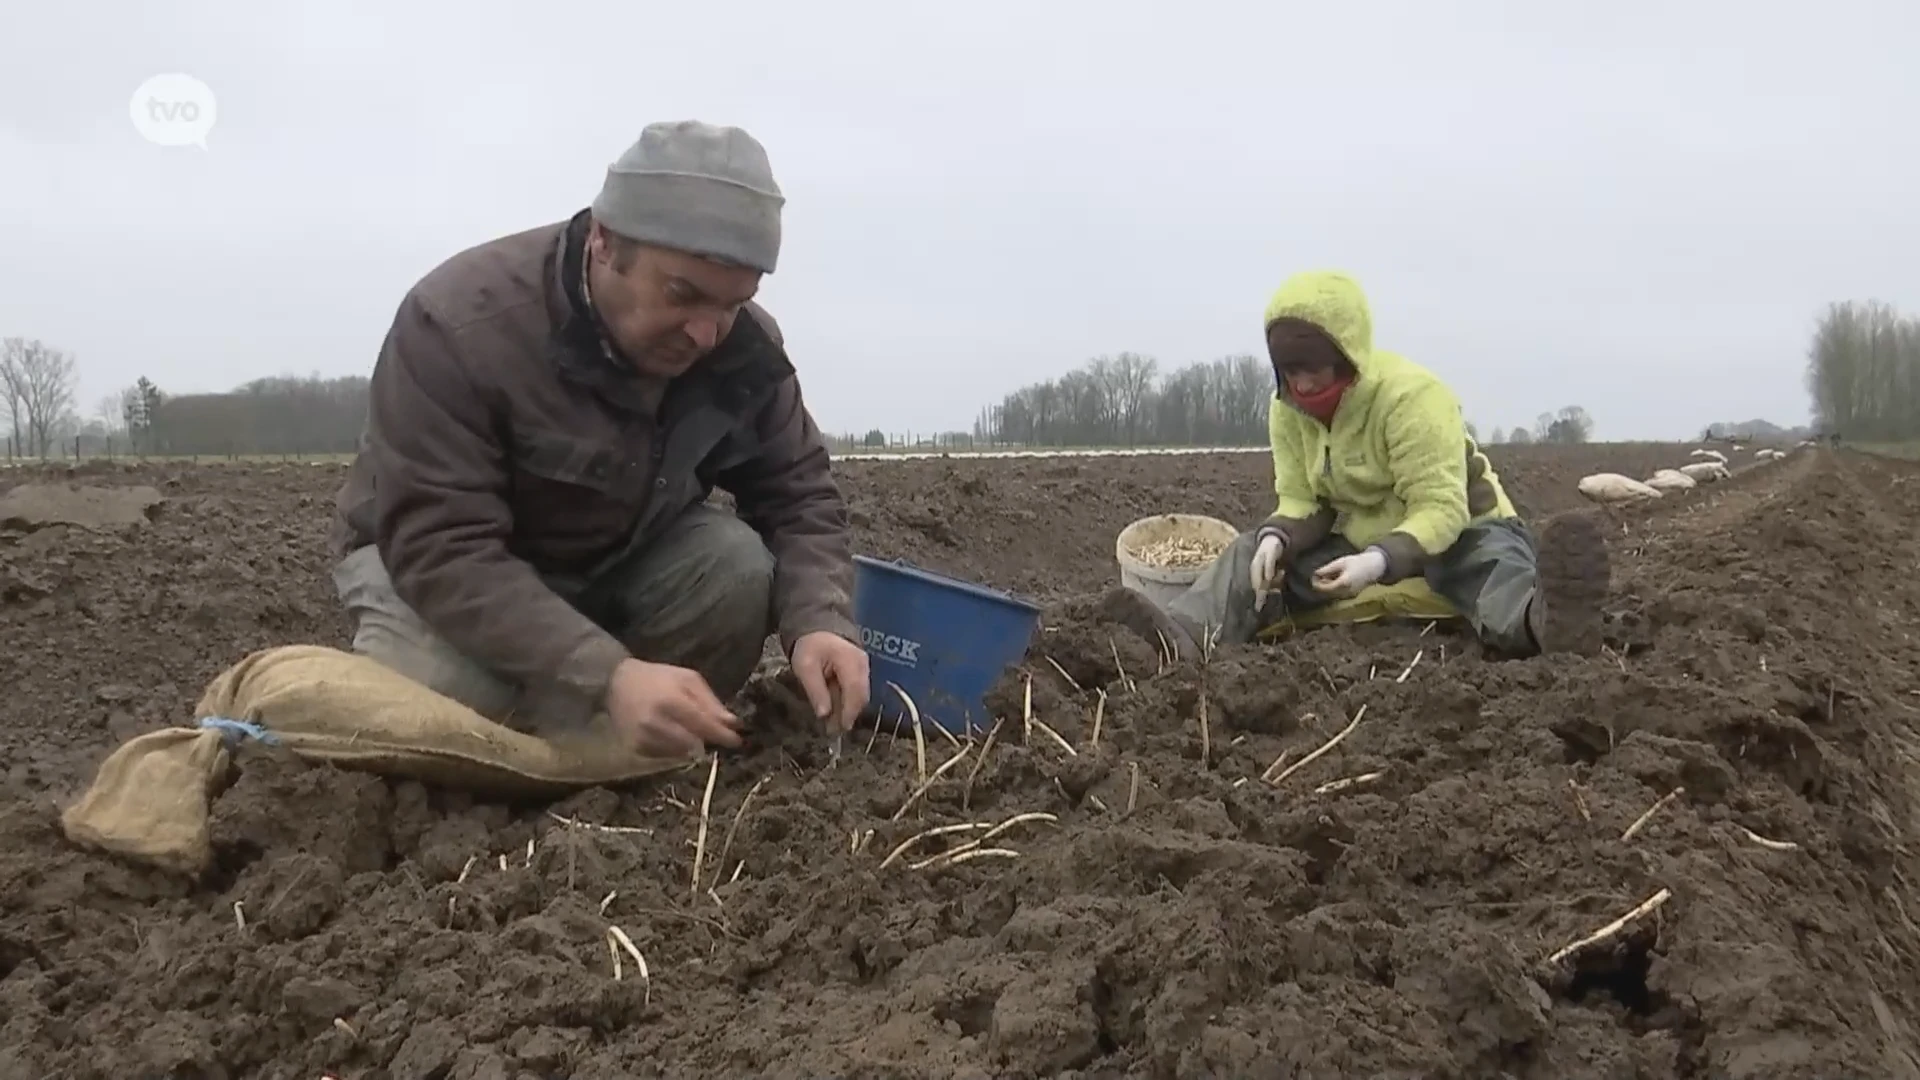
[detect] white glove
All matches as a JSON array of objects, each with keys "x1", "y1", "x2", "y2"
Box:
[
  {"x1": 1311, "y1": 548, "x2": 1388, "y2": 598},
  {"x1": 1249, "y1": 533, "x2": 1285, "y2": 604}
]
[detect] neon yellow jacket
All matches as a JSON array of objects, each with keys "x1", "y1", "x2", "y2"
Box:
[{"x1": 1263, "y1": 270, "x2": 1516, "y2": 582}]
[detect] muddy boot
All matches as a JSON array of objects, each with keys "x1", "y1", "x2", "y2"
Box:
[
  {"x1": 1096, "y1": 586, "x2": 1200, "y2": 662},
  {"x1": 1526, "y1": 510, "x2": 1611, "y2": 655}
]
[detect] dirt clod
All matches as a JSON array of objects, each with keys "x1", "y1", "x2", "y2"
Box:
[{"x1": 0, "y1": 482, "x2": 164, "y2": 532}]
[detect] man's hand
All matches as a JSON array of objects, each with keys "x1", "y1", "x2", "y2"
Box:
[
  {"x1": 790, "y1": 631, "x2": 870, "y2": 735},
  {"x1": 1249, "y1": 533, "x2": 1286, "y2": 602},
  {"x1": 605, "y1": 658, "x2": 743, "y2": 758},
  {"x1": 1311, "y1": 548, "x2": 1389, "y2": 598}
]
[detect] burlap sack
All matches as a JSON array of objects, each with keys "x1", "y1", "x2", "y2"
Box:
[
  {"x1": 60, "y1": 645, "x2": 687, "y2": 876},
  {"x1": 1256, "y1": 577, "x2": 1462, "y2": 640}
]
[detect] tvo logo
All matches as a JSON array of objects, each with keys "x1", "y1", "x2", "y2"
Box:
[
  {"x1": 859, "y1": 626, "x2": 921, "y2": 665},
  {"x1": 129, "y1": 73, "x2": 218, "y2": 149}
]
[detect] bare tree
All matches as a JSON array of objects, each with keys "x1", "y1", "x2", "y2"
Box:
[
  {"x1": 1108, "y1": 352, "x2": 1159, "y2": 446},
  {"x1": 95, "y1": 394, "x2": 123, "y2": 437},
  {"x1": 1805, "y1": 299, "x2": 1917, "y2": 440},
  {"x1": 0, "y1": 356, "x2": 19, "y2": 458},
  {"x1": 1548, "y1": 405, "x2": 1594, "y2": 444},
  {"x1": 120, "y1": 377, "x2": 166, "y2": 453},
  {"x1": 0, "y1": 338, "x2": 79, "y2": 458}
]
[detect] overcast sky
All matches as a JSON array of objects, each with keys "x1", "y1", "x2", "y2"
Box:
[{"x1": 2, "y1": 0, "x2": 1914, "y2": 441}]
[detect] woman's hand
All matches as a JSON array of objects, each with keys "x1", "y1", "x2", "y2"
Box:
[{"x1": 1311, "y1": 548, "x2": 1388, "y2": 597}]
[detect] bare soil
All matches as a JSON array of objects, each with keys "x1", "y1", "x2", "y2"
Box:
[{"x1": 4, "y1": 443, "x2": 1920, "y2": 1078}]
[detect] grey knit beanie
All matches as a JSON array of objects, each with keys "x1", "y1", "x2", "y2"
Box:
[{"x1": 591, "y1": 120, "x2": 784, "y2": 273}]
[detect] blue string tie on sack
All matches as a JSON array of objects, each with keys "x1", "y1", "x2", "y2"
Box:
[{"x1": 198, "y1": 716, "x2": 281, "y2": 747}]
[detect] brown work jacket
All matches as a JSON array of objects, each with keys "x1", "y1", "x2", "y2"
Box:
[{"x1": 332, "y1": 210, "x2": 855, "y2": 701}]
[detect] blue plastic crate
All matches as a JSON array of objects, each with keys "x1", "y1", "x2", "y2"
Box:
[{"x1": 852, "y1": 555, "x2": 1041, "y2": 737}]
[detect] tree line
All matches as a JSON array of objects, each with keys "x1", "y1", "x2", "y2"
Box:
[
  {"x1": 1485, "y1": 407, "x2": 1595, "y2": 447},
  {"x1": 1804, "y1": 299, "x2": 1920, "y2": 441},
  {"x1": 2, "y1": 337, "x2": 370, "y2": 459},
  {"x1": 967, "y1": 350, "x2": 1596, "y2": 448},
  {"x1": 971, "y1": 353, "x2": 1275, "y2": 447},
  {"x1": 128, "y1": 375, "x2": 372, "y2": 456},
  {"x1": 2, "y1": 334, "x2": 1596, "y2": 460},
  {"x1": 8, "y1": 296, "x2": 1908, "y2": 460}
]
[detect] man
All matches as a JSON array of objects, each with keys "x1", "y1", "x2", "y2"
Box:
[
  {"x1": 331, "y1": 120, "x2": 870, "y2": 759},
  {"x1": 1103, "y1": 269, "x2": 1611, "y2": 658}
]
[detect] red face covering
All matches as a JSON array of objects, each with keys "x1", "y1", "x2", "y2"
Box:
[{"x1": 1287, "y1": 372, "x2": 1354, "y2": 426}]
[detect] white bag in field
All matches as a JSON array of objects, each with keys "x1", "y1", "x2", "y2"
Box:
[
  {"x1": 1680, "y1": 461, "x2": 1732, "y2": 482},
  {"x1": 1644, "y1": 469, "x2": 1697, "y2": 493},
  {"x1": 1577, "y1": 472, "x2": 1663, "y2": 503}
]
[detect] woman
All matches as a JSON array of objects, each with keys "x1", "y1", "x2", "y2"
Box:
[{"x1": 1103, "y1": 270, "x2": 1610, "y2": 658}]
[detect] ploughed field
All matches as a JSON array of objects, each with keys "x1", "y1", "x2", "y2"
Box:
[{"x1": 3, "y1": 441, "x2": 1920, "y2": 1078}]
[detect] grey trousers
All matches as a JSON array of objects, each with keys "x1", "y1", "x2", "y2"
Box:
[
  {"x1": 1167, "y1": 519, "x2": 1542, "y2": 655},
  {"x1": 332, "y1": 504, "x2": 776, "y2": 732}
]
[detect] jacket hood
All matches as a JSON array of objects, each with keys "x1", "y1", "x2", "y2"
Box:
[{"x1": 1263, "y1": 270, "x2": 1376, "y2": 378}]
